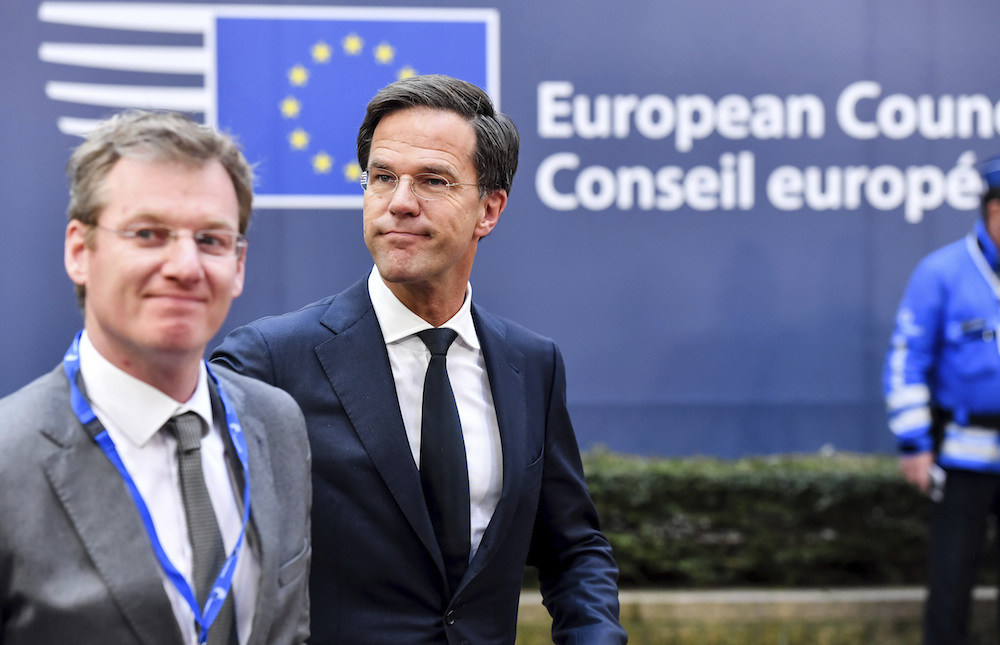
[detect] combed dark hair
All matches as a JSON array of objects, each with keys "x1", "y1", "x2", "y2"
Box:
[
  {"x1": 65, "y1": 110, "x2": 254, "y2": 307},
  {"x1": 356, "y1": 75, "x2": 519, "y2": 197}
]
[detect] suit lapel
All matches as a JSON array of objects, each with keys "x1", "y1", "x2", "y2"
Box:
[
  {"x1": 213, "y1": 375, "x2": 280, "y2": 645},
  {"x1": 313, "y1": 281, "x2": 444, "y2": 573},
  {"x1": 462, "y1": 307, "x2": 528, "y2": 583},
  {"x1": 42, "y1": 370, "x2": 181, "y2": 645}
]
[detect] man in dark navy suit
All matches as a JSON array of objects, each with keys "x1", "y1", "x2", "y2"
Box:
[{"x1": 213, "y1": 74, "x2": 626, "y2": 645}]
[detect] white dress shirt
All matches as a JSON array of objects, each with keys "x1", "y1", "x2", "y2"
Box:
[
  {"x1": 78, "y1": 331, "x2": 259, "y2": 645},
  {"x1": 367, "y1": 267, "x2": 503, "y2": 558}
]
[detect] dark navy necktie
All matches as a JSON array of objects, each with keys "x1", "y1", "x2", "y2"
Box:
[{"x1": 416, "y1": 328, "x2": 471, "y2": 596}]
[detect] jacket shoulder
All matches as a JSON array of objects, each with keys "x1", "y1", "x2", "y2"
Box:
[
  {"x1": 472, "y1": 304, "x2": 561, "y2": 360},
  {"x1": 0, "y1": 367, "x2": 70, "y2": 472},
  {"x1": 211, "y1": 363, "x2": 300, "y2": 412},
  {"x1": 239, "y1": 293, "x2": 338, "y2": 336},
  {"x1": 918, "y1": 237, "x2": 974, "y2": 276},
  {"x1": 234, "y1": 277, "x2": 369, "y2": 341},
  {"x1": 0, "y1": 366, "x2": 67, "y2": 421}
]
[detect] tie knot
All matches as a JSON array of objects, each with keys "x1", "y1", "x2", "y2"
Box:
[
  {"x1": 417, "y1": 328, "x2": 458, "y2": 357},
  {"x1": 166, "y1": 411, "x2": 205, "y2": 453}
]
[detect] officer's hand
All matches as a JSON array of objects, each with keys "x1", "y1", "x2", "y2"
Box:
[{"x1": 899, "y1": 452, "x2": 934, "y2": 492}]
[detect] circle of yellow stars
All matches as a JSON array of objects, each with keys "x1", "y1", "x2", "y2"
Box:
[{"x1": 280, "y1": 33, "x2": 419, "y2": 180}]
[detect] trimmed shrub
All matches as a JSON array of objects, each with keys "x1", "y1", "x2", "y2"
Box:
[{"x1": 580, "y1": 449, "x2": 971, "y2": 588}]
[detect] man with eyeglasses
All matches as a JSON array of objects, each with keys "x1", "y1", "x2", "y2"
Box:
[
  {"x1": 213, "y1": 75, "x2": 626, "y2": 645},
  {"x1": 0, "y1": 110, "x2": 312, "y2": 645}
]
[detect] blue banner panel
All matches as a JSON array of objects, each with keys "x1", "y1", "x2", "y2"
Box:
[
  {"x1": 8, "y1": 0, "x2": 1000, "y2": 458},
  {"x1": 216, "y1": 16, "x2": 490, "y2": 201}
]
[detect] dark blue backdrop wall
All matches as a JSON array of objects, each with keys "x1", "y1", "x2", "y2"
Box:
[{"x1": 3, "y1": 0, "x2": 998, "y2": 458}]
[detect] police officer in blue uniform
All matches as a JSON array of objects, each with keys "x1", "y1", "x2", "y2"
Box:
[{"x1": 884, "y1": 156, "x2": 1000, "y2": 645}]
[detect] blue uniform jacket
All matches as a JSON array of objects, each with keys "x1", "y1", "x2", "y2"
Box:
[{"x1": 884, "y1": 220, "x2": 1000, "y2": 471}]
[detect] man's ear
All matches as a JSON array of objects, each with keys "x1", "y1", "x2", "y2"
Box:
[
  {"x1": 475, "y1": 189, "x2": 507, "y2": 239},
  {"x1": 231, "y1": 241, "x2": 247, "y2": 299},
  {"x1": 64, "y1": 220, "x2": 90, "y2": 288}
]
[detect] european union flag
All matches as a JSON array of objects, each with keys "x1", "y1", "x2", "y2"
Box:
[{"x1": 215, "y1": 12, "x2": 495, "y2": 208}]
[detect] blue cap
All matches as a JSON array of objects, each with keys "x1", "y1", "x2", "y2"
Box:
[{"x1": 982, "y1": 155, "x2": 1000, "y2": 190}]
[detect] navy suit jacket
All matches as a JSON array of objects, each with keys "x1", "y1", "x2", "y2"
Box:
[{"x1": 212, "y1": 277, "x2": 626, "y2": 645}]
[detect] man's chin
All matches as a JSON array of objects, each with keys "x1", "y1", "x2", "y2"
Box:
[
  {"x1": 144, "y1": 326, "x2": 212, "y2": 358},
  {"x1": 375, "y1": 256, "x2": 432, "y2": 284}
]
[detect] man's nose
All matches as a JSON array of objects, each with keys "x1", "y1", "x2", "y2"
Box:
[
  {"x1": 160, "y1": 232, "x2": 205, "y2": 280},
  {"x1": 388, "y1": 176, "x2": 421, "y2": 215}
]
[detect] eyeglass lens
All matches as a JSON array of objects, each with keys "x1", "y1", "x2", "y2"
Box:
[
  {"x1": 362, "y1": 170, "x2": 452, "y2": 200},
  {"x1": 119, "y1": 226, "x2": 243, "y2": 256}
]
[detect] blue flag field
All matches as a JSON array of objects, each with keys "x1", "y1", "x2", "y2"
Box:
[{"x1": 216, "y1": 14, "x2": 494, "y2": 208}]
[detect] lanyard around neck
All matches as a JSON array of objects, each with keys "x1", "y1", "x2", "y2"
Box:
[{"x1": 62, "y1": 331, "x2": 252, "y2": 644}]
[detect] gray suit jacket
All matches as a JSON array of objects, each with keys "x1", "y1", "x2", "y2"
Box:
[{"x1": 0, "y1": 364, "x2": 312, "y2": 645}]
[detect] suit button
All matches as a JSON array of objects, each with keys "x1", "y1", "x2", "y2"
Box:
[{"x1": 445, "y1": 610, "x2": 456, "y2": 626}]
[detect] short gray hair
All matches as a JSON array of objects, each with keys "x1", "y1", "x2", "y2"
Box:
[{"x1": 66, "y1": 110, "x2": 254, "y2": 232}]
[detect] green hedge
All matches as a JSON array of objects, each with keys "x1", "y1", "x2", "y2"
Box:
[{"x1": 580, "y1": 449, "x2": 997, "y2": 588}]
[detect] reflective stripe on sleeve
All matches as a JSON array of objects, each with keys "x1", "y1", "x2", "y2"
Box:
[
  {"x1": 940, "y1": 425, "x2": 1000, "y2": 464},
  {"x1": 886, "y1": 384, "x2": 931, "y2": 412},
  {"x1": 889, "y1": 407, "x2": 932, "y2": 435}
]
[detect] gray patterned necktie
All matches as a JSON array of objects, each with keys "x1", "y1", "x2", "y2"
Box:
[{"x1": 166, "y1": 412, "x2": 237, "y2": 645}]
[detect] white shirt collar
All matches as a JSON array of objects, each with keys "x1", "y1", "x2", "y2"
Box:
[
  {"x1": 78, "y1": 330, "x2": 214, "y2": 448},
  {"x1": 367, "y1": 266, "x2": 480, "y2": 349}
]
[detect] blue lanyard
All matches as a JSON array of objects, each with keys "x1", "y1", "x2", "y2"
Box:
[{"x1": 63, "y1": 331, "x2": 251, "y2": 644}]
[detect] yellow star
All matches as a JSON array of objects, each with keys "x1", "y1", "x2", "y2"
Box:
[
  {"x1": 343, "y1": 162, "x2": 362, "y2": 183},
  {"x1": 312, "y1": 152, "x2": 333, "y2": 174},
  {"x1": 374, "y1": 42, "x2": 395, "y2": 65},
  {"x1": 288, "y1": 64, "x2": 309, "y2": 87},
  {"x1": 397, "y1": 66, "x2": 417, "y2": 80},
  {"x1": 280, "y1": 96, "x2": 302, "y2": 119},
  {"x1": 311, "y1": 40, "x2": 332, "y2": 63},
  {"x1": 288, "y1": 128, "x2": 309, "y2": 150},
  {"x1": 343, "y1": 33, "x2": 363, "y2": 55}
]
